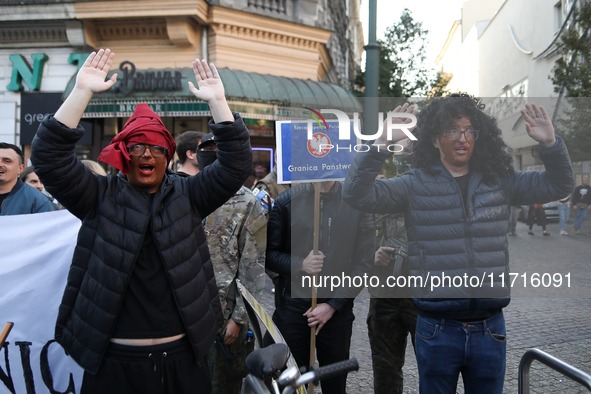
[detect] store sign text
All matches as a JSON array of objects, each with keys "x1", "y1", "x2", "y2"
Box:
[
  {"x1": 6, "y1": 53, "x2": 183, "y2": 96},
  {"x1": 6, "y1": 54, "x2": 48, "y2": 91},
  {"x1": 112, "y1": 61, "x2": 183, "y2": 96}
]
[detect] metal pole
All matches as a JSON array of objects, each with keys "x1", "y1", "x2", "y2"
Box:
[
  {"x1": 364, "y1": 0, "x2": 380, "y2": 138},
  {"x1": 518, "y1": 349, "x2": 591, "y2": 393}
]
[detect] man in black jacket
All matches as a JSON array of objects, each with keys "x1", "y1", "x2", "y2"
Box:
[
  {"x1": 266, "y1": 181, "x2": 374, "y2": 394},
  {"x1": 31, "y1": 49, "x2": 252, "y2": 394},
  {"x1": 343, "y1": 95, "x2": 573, "y2": 394}
]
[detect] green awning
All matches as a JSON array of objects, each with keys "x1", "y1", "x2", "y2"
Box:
[
  {"x1": 217, "y1": 68, "x2": 361, "y2": 112},
  {"x1": 62, "y1": 64, "x2": 361, "y2": 118}
]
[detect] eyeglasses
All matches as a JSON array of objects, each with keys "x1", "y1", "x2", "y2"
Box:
[
  {"x1": 442, "y1": 129, "x2": 480, "y2": 141},
  {"x1": 127, "y1": 144, "x2": 168, "y2": 157}
]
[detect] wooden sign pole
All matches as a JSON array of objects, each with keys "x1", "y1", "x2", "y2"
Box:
[
  {"x1": 309, "y1": 182, "x2": 320, "y2": 393},
  {"x1": 0, "y1": 322, "x2": 14, "y2": 348}
]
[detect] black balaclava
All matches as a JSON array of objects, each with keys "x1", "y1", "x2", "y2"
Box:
[{"x1": 196, "y1": 133, "x2": 217, "y2": 170}]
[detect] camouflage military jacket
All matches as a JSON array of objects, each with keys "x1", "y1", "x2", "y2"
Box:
[
  {"x1": 205, "y1": 186, "x2": 267, "y2": 326},
  {"x1": 370, "y1": 212, "x2": 410, "y2": 298},
  {"x1": 255, "y1": 168, "x2": 290, "y2": 199}
]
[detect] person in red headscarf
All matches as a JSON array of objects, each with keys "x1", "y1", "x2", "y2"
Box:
[{"x1": 31, "y1": 49, "x2": 253, "y2": 394}]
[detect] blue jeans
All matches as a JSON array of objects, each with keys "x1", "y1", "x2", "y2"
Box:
[
  {"x1": 415, "y1": 312, "x2": 506, "y2": 394},
  {"x1": 573, "y1": 205, "x2": 589, "y2": 230},
  {"x1": 558, "y1": 204, "x2": 570, "y2": 232},
  {"x1": 509, "y1": 206, "x2": 520, "y2": 234}
]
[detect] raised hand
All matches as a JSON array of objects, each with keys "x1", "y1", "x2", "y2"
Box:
[
  {"x1": 374, "y1": 103, "x2": 418, "y2": 146},
  {"x1": 56, "y1": 49, "x2": 117, "y2": 128},
  {"x1": 188, "y1": 59, "x2": 225, "y2": 103},
  {"x1": 520, "y1": 103, "x2": 556, "y2": 148},
  {"x1": 188, "y1": 59, "x2": 233, "y2": 123},
  {"x1": 75, "y1": 49, "x2": 118, "y2": 94}
]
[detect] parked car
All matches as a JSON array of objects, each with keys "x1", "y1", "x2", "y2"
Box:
[{"x1": 518, "y1": 201, "x2": 560, "y2": 222}]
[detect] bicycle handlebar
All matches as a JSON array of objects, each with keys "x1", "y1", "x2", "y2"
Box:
[
  {"x1": 314, "y1": 358, "x2": 359, "y2": 383},
  {"x1": 242, "y1": 345, "x2": 359, "y2": 394},
  {"x1": 282, "y1": 358, "x2": 359, "y2": 394}
]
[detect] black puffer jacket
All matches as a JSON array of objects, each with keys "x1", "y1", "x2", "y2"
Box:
[
  {"x1": 266, "y1": 182, "x2": 375, "y2": 312},
  {"x1": 343, "y1": 137, "x2": 573, "y2": 318},
  {"x1": 31, "y1": 114, "x2": 252, "y2": 374}
]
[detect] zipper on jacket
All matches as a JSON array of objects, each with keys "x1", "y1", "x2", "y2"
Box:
[
  {"x1": 152, "y1": 221, "x2": 190, "y2": 333},
  {"x1": 149, "y1": 187, "x2": 195, "y2": 349},
  {"x1": 449, "y1": 170, "x2": 477, "y2": 303},
  {"x1": 319, "y1": 199, "x2": 324, "y2": 252},
  {"x1": 105, "y1": 183, "x2": 177, "y2": 364},
  {"x1": 327, "y1": 217, "x2": 332, "y2": 250},
  {"x1": 102, "y1": 192, "x2": 151, "y2": 366},
  {"x1": 419, "y1": 248, "x2": 427, "y2": 297}
]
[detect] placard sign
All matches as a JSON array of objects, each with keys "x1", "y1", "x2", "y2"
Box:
[{"x1": 276, "y1": 120, "x2": 358, "y2": 184}]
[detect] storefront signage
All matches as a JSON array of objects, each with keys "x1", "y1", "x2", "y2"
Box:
[
  {"x1": 7, "y1": 52, "x2": 360, "y2": 120},
  {"x1": 20, "y1": 93, "x2": 94, "y2": 145},
  {"x1": 111, "y1": 61, "x2": 183, "y2": 95},
  {"x1": 6, "y1": 54, "x2": 48, "y2": 91},
  {"x1": 83, "y1": 99, "x2": 211, "y2": 118}
]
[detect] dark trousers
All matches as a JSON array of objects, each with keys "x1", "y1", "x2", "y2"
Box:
[
  {"x1": 207, "y1": 323, "x2": 255, "y2": 394},
  {"x1": 81, "y1": 337, "x2": 211, "y2": 394},
  {"x1": 367, "y1": 298, "x2": 417, "y2": 394},
  {"x1": 273, "y1": 305, "x2": 354, "y2": 394}
]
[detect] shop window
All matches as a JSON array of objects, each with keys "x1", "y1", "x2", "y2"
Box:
[{"x1": 252, "y1": 147, "x2": 273, "y2": 180}]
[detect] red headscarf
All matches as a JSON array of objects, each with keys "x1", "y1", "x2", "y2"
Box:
[{"x1": 98, "y1": 104, "x2": 176, "y2": 174}]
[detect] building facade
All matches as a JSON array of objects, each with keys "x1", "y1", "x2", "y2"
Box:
[
  {"x1": 0, "y1": 0, "x2": 363, "y2": 175},
  {"x1": 435, "y1": 0, "x2": 589, "y2": 184}
]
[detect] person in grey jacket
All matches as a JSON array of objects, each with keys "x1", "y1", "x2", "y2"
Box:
[
  {"x1": 342, "y1": 94, "x2": 573, "y2": 394},
  {"x1": 31, "y1": 49, "x2": 252, "y2": 394}
]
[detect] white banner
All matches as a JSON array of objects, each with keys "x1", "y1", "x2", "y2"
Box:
[{"x1": 0, "y1": 210, "x2": 84, "y2": 394}]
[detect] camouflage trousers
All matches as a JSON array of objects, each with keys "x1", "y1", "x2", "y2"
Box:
[
  {"x1": 367, "y1": 298, "x2": 417, "y2": 394},
  {"x1": 207, "y1": 323, "x2": 255, "y2": 394}
]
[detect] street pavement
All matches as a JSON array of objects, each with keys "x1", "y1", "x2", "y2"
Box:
[{"x1": 258, "y1": 217, "x2": 591, "y2": 393}]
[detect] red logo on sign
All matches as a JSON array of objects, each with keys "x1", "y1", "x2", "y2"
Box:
[{"x1": 307, "y1": 133, "x2": 331, "y2": 157}]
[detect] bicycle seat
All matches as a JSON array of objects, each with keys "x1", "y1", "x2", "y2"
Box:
[{"x1": 245, "y1": 343, "x2": 290, "y2": 378}]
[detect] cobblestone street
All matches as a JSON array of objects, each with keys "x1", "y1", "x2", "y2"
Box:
[{"x1": 259, "y1": 218, "x2": 591, "y2": 393}]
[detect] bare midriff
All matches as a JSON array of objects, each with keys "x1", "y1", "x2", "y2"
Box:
[{"x1": 110, "y1": 333, "x2": 186, "y2": 346}]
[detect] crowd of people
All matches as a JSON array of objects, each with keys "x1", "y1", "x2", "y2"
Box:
[{"x1": 0, "y1": 48, "x2": 580, "y2": 394}]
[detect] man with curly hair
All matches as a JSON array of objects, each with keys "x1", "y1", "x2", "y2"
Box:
[{"x1": 343, "y1": 94, "x2": 573, "y2": 394}]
